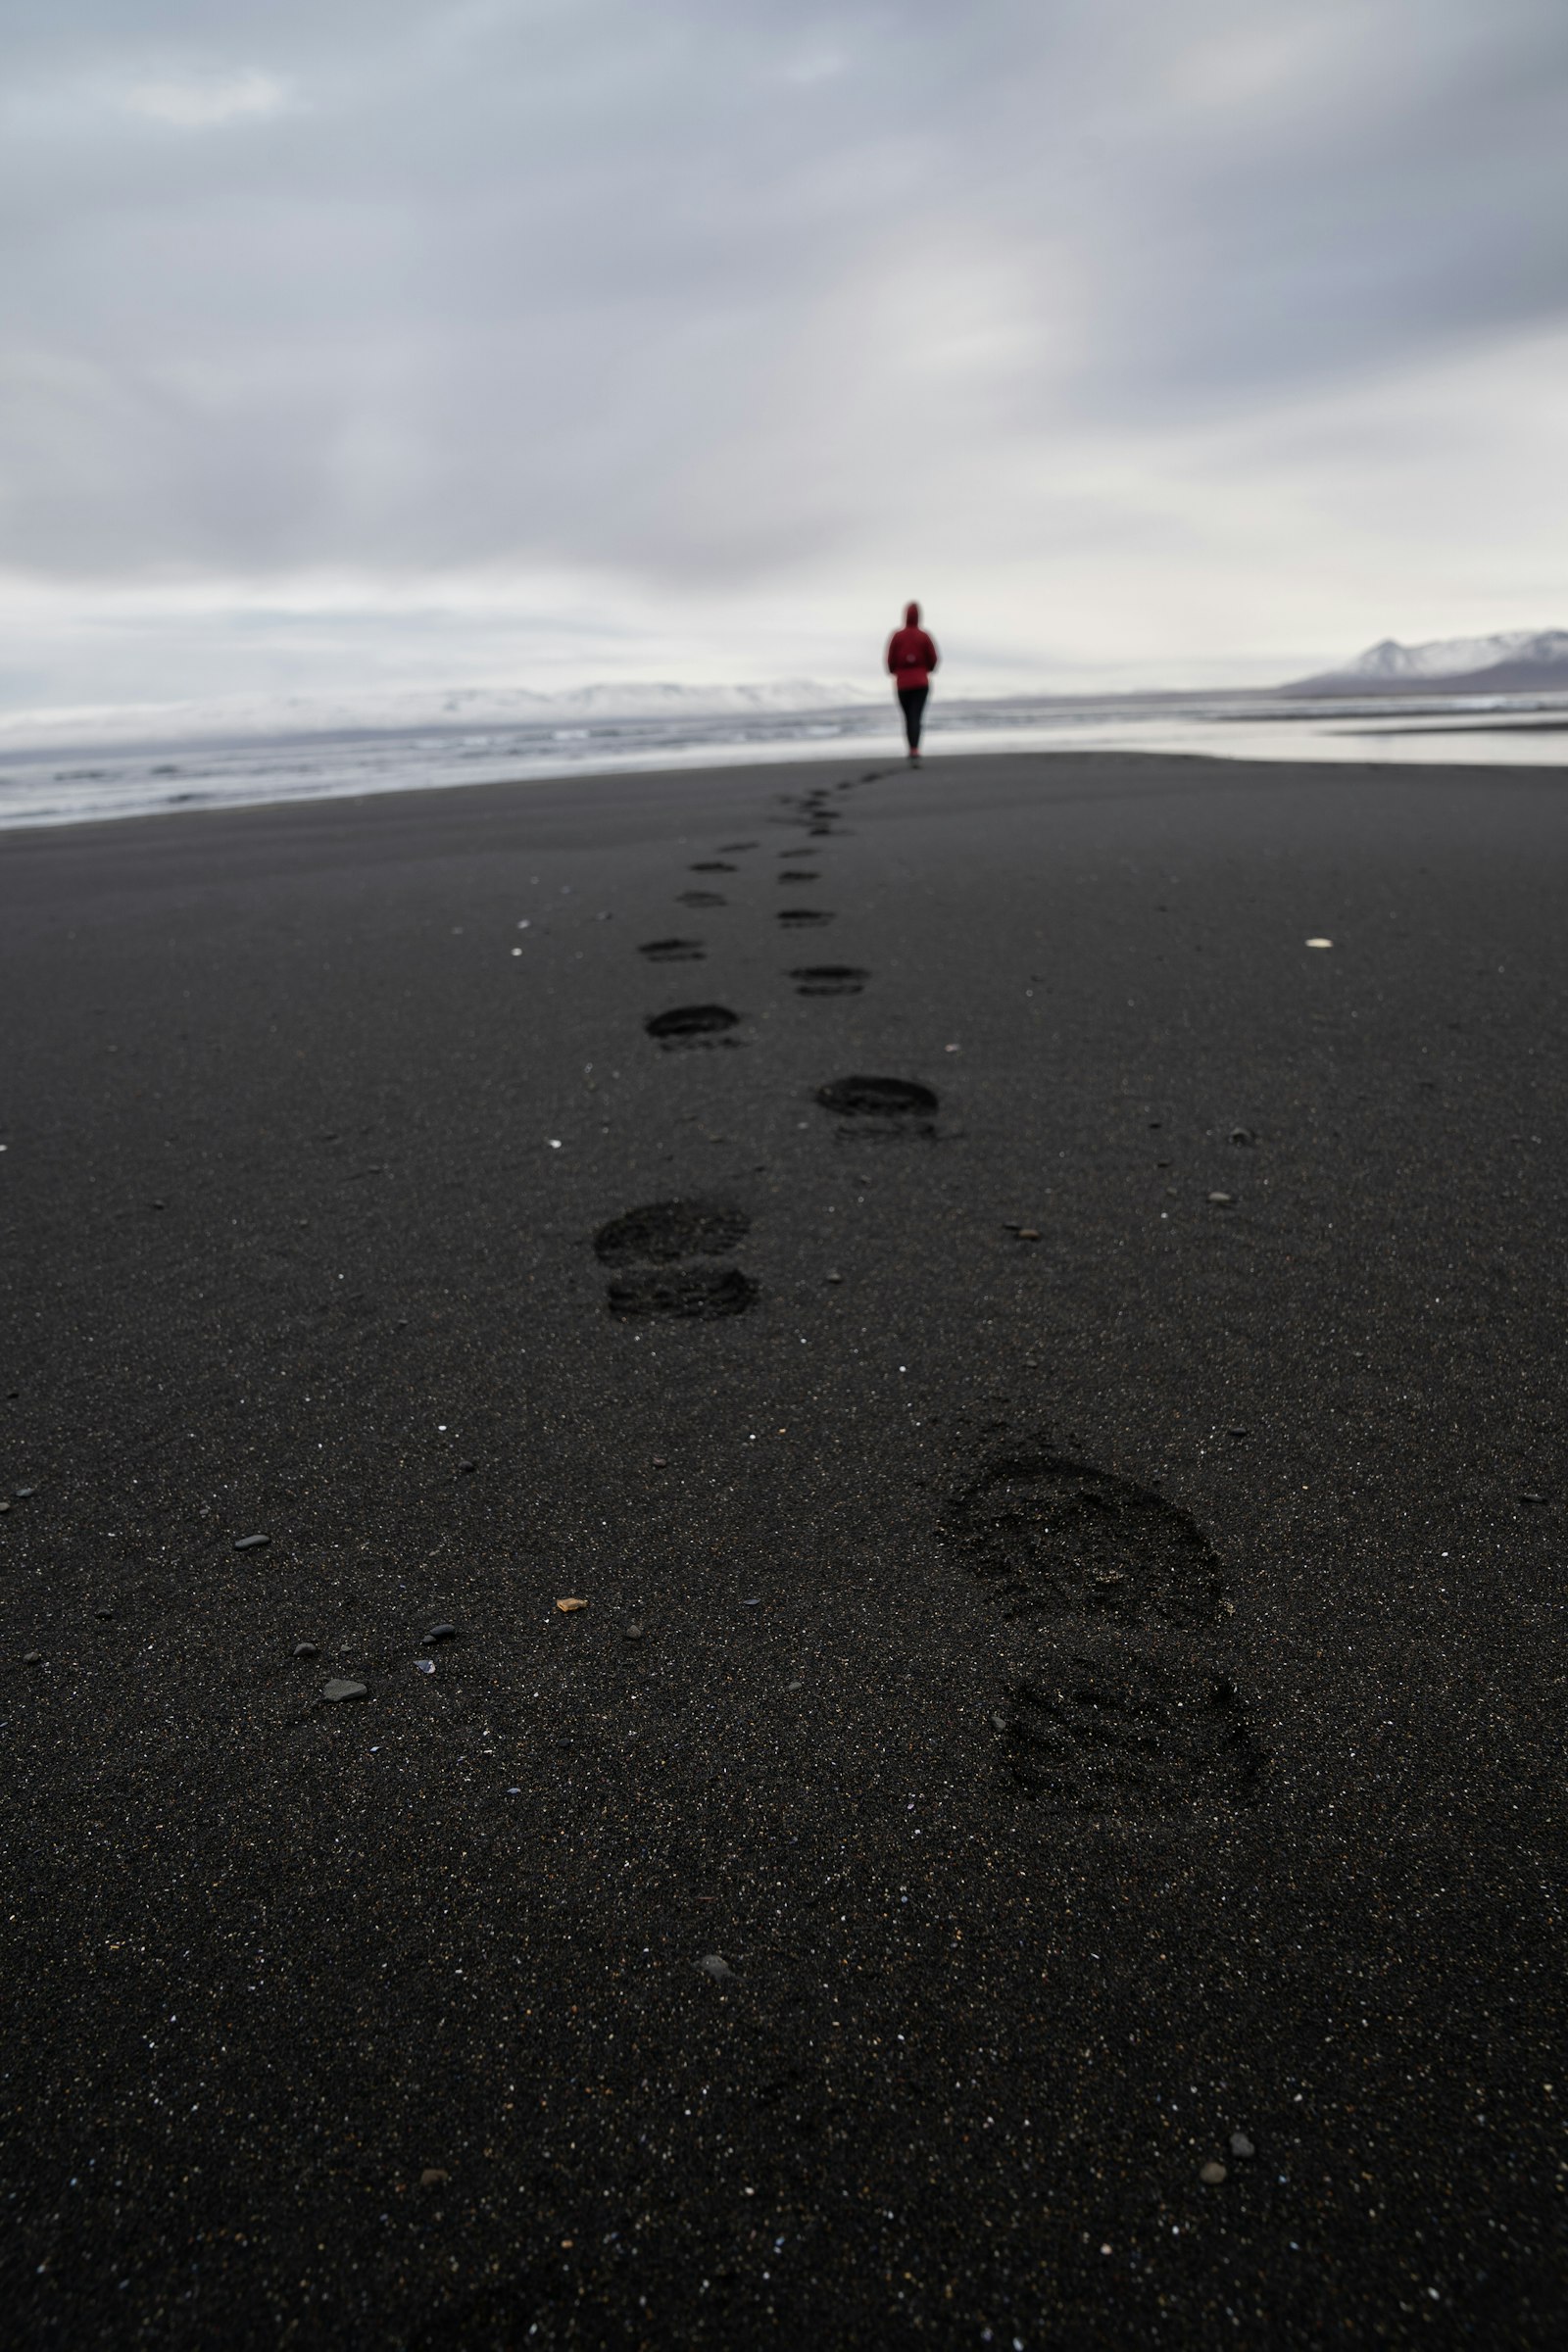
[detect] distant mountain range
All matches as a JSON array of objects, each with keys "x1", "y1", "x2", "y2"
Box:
[
  {"x1": 9, "y1": 634, "x2": 1568, "y2": 761},
  {"x1": 1290, "y1": 630, "x2": 1568, "y2": 695}
]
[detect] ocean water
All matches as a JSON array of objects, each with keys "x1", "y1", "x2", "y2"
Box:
[{"x1": 2, "y1": 689, "x2": 1566, "y2": 832}]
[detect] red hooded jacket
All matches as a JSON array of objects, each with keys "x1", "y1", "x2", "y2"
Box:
[{"x1": 886, "y1": 602, "x2": 938, "y2": 691}]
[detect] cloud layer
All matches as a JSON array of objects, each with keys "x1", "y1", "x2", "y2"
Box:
[{"x1": 3, "y1": 0, "x2": 1567, "y2": 705}]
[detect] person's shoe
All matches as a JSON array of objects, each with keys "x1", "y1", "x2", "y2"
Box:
[{"x1": 909, "y1": 750, "x2": 921, "y2": 765}]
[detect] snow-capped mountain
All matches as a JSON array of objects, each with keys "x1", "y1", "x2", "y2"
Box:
[{"x1": 1292, "y1": 630, "x2": 1568, "y2": 693}]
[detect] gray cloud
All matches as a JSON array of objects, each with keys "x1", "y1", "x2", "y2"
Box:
[{"x1": 2, "y1": 0, "x2": 1566, "y2": 699}]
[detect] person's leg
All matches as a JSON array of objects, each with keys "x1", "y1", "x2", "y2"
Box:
[{"x1": 899, "y1": 685, "x2": 928, "y2": 754}]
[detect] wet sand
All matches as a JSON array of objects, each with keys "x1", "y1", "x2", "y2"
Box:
[{"x1": 2, "y1": 747, "x2": 1564, "y2": 2345}]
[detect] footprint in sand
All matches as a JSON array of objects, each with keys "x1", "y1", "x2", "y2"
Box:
[
  {"x1": 645, "y1": 1004, "x2": 741, "y2": 1045},
  {"x1": 596, "y1": 1199, "x2": 749, "y2": 1261},
  {"x1": 942, "y1": 1445, "x2": 1263, "y2": 1814},
  {"x1": 639, "y1": 937, "x2": 705, "y2": 963},
  {"x1": 816, "y1": 1075, "x2": 937, "y2": 1117},
  {"x1": 778, "y1": 808, "x2": 844, "y2": 838},
  {"x1": 778, "y1": 908, "x2": 835, "y2": 929},
  {"x1": 790, "y1": 965, "x2": 869, "y2": 997},
  {"x1": 677, "y1": 890, "x2": 727, "y2": 908},
  {"x1": 778, "y1": 871, "x2": 819, "y2": 884},
  {"x1": 594, "y1": 1198, "x2": 756, "y2": 1319},
  {"x1": 689, "y1": 860, "x2": 736, "y2": 873}
]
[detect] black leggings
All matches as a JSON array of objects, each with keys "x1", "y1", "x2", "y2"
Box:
[{"x1": 897, "y1": 684, "x2": 928, "y2": 751}]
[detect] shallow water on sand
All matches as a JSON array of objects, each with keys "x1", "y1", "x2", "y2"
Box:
[{"x1": 3, "y1": 688, "x2": 1567, "y2": 829}]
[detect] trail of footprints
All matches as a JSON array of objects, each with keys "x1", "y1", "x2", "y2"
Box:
[{"x1": 597, "y1": 766, "x2": 1263, "y2": 1816}]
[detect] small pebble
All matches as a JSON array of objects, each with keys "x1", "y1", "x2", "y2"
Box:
[
  {"x1": 292, "y1": 1642, "x2": 319, "y2": 1658},
  {"x1": 233, "y1": 1534, "x2": 270, "y2": 1552},
  {"x1": 93, "y1": 1607, "x2": 115, "y2": 1621},
  {"x1": 697, "y1": 1953, "x2": 733, "y2": 1980},
  {"x1": 1017, "y1": 1227, "x2": 1040, "y2": 1240},
  {"x1": 992, "y1": 1711, "x2": 1009, "y2": 1732},
  {"x1": 415, "y1": 1658, "x2": 435, "y2": 1675},
  {"x1": 742, "y1": 1595, "x2": 760, "y2": 1607},
  {"x1": 425, "y1": 1623, "x2": 456, "y2": 1642},
  {"x1": 652, "y1": 1455, "x2": 667, "y2": 1468},
  {"x1": 785, "y1": 1678, "x2": 804, "y2": 1691},
  {"x1": 1304, "y1": 937, "x2": 1333, "y2": 949},
  {"x1": 322, "y1": 1679, "x2": 368, "y2": 1703},
  {"x1": 1229, "y1": 2132, "x2": 1255, "y2": 2159},
  {"x1": 1206, "y1": 1192, "x2": 1235, "y2": 1205},
  {"x1": 1200, "y1": 2161, "x2": 1228, "y2": 2185},
  {"x1": 14, "y1": 1486, "x2": 36, "y2": 1498},
  {"x1": 419, "y1": 2168, "x2": 450, "y2": 2188},
  {"x1": 825, "y1": 1272, "x2": 843, "y2": 1284},
  {"x1": 458, "y1": 1459, "x2": 477, "y2": 1475},
  {"x1": 556, "y1": 1596, "x2": 587, "y2": 1614},
  {"x1": 24, "y1": 1650, "x2": 42, "y2": 1664},
  {"x1": 0, "y1": 1501, "x2": 9, "y2": 1514},
  {"x1": 624, "y1": 1620, "x2": 645, "y2": 1642}
]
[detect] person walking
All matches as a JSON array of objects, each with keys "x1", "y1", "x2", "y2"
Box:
[{"x1": 886, "y1": 601, "x2": 938, "y2": 764}]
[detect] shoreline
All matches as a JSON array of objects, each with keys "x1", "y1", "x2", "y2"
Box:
[
  {"x1": 5, "y1": 695, "x2": 1568, "y2": 837},
  {"x1": 8, "y1": 728, "x2": 1568, "y2": 852}
]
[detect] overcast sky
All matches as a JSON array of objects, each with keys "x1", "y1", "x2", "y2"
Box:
[{"x1": 4, "y1": 0, "x2": 1567, "y2": 710}]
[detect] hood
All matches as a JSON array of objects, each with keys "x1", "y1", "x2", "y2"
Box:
[{"x1": 904, "y1": 602, "x2": 920, "y2": 626}]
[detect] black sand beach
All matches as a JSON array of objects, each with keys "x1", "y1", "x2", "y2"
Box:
[{"x1": 2, "y1": 747, "x2": 1564, "y2": 2346}]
